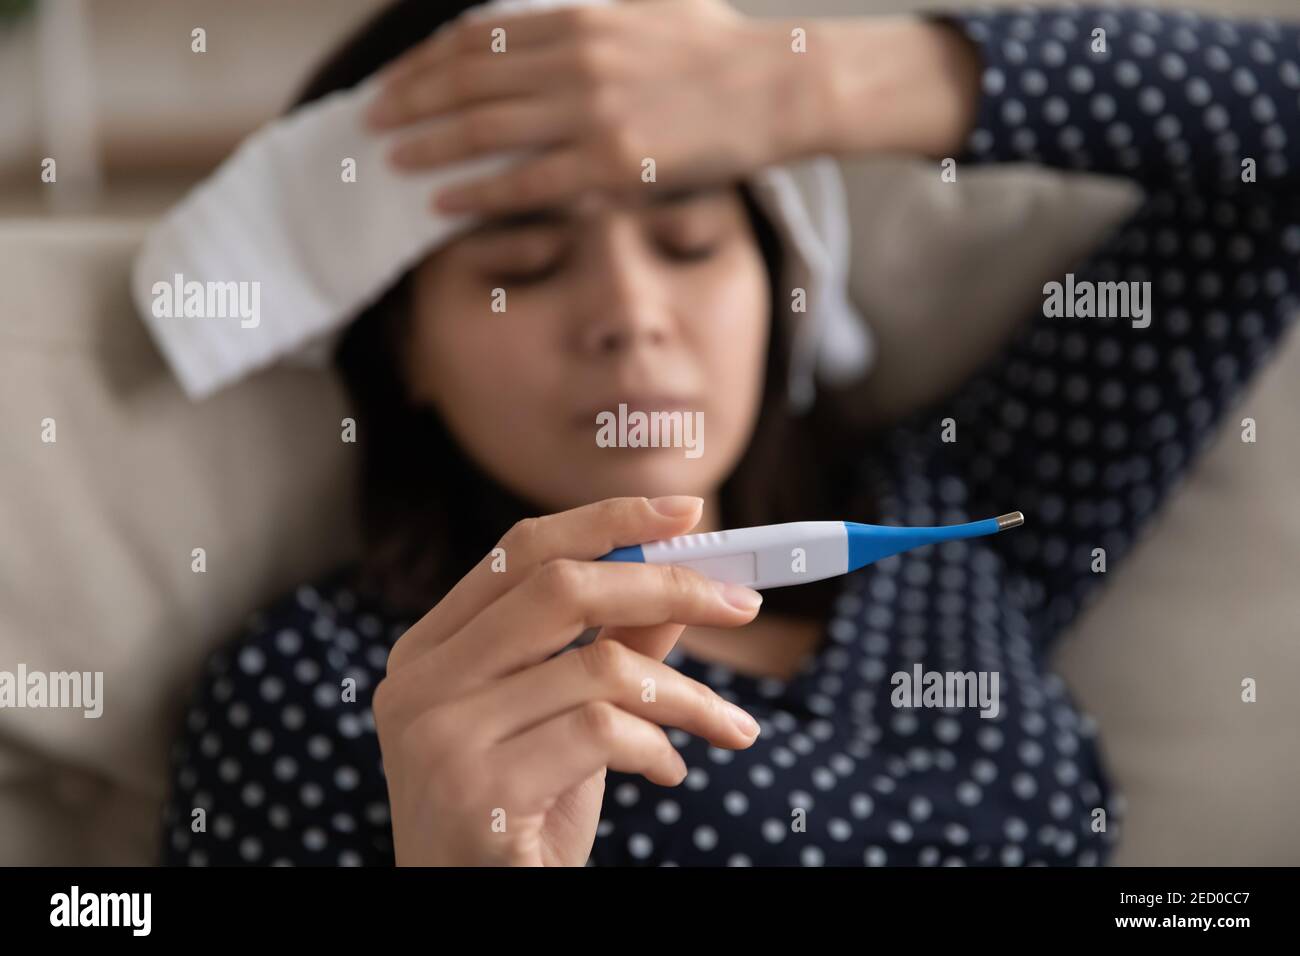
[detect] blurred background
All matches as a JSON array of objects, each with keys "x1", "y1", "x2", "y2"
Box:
[{"x1": 0, "y1": 0, "x2": 386, "y2": 216}]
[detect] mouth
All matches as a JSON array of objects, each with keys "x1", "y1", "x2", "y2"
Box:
[{"x1": 572, "y1": 394, "x2": 702, "y2": 428}]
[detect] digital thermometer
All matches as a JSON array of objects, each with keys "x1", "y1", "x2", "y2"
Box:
[{"x1": 597, "y1": 513, "x2": 1025, "y2": 590}]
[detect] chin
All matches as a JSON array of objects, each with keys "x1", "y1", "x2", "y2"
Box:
[{"x1": 559, "y1": 453, "x2": 726, "y2": 505}]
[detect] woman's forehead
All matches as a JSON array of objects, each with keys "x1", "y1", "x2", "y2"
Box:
[{"x1": 465, "y1": 183, "x2": 739, "y2": 237}]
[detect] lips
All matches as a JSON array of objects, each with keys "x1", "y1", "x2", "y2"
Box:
[{"x1": 573, "y1": 395, "x2": 701, "y2": 427}]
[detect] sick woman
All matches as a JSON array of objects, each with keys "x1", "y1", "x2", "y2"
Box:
[{"x1": 161, "y1": 0, "x2": 1300, "y2": 866}]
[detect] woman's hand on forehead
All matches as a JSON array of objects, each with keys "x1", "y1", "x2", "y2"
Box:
[{"x1": 362, "y1": 0, "x2": 833, "y2": 217}]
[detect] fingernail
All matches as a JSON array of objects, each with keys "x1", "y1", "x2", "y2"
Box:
[
  {"x1": 713, "y1": 580, "x2": 762, "y2": 612},
  {"x1": 727, "y1": 703, "x2": 760, "y2": 739},
  {"x1": 672, "y1": 752, "x2": 689, "y2": 783},
  {"x1": 648, "y1": 495, "x2": 701, "y2": 517}
]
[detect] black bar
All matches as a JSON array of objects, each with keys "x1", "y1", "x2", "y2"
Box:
[{"x1": 0, "y1": 865, "x2": 1288, "y2": 941}]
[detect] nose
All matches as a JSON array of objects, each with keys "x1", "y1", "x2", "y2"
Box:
[{"x1": 572, "y1": 218, "x2": 674, "y2": 358}]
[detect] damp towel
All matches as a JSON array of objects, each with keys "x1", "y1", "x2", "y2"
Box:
[{"x1": 130, "y1": 0, "x2": 873, "y2": 409}]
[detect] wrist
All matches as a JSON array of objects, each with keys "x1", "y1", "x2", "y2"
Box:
[
  {"x1": 812, "y1": 16, "x2": 983, "y2": 158},
  {"x1": 918, "y1": 17, "x2": 985, "y2": 157},
  {"x1": 754, "y1": 18, "x2": 836, "y2": 162}
]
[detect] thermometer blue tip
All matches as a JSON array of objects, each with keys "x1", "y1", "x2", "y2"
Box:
[{"x1": 844, "y1": 512, "x2": 1024, "y2": 572}]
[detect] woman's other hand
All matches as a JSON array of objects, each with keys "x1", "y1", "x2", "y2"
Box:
[
  {"x1": 373, "y1": 495, "x2": 763, "y2": 866},
  {"x1": 364, "y1": 0, "x2": 937, "y2": 216}
]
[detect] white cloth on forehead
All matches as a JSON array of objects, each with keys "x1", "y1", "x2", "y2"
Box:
[{"x1": 131, "y1": 0, "x2": 873, "y2": 408}]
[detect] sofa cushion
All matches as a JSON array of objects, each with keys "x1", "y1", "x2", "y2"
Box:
[{"x1": 0, "y1": 220, "x2": 359, "y2": 864}]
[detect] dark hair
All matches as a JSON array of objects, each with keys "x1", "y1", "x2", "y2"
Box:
[{"x1": 294, "y1": 0, "x2": 873, "y2": 619}]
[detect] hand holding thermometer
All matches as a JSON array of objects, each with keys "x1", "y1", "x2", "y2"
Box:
[{"x1": 597, "y1": 513, "x2": 1025, "y2": 590}]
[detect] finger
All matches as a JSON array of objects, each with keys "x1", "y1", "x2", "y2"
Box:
[
  {"x1": 377, "y1": 626, "x2": 681, "y2": 736},
  {"x1": 386, "y1": 495, "x2": 702, "y2": 672},
  {"x1": 433, "y1": 558, "x2": 762, "y2": 691},
  {"x1": 388, "y1": 99, "x2": 578, "y2": 169},
  {"x1": 467, "y1": 638, "x2": 761, "y2": 750},
  {"x1": 382, "y1": 559, "x2": 760, "y2": 715},
  {"x1": 433, "y1": 145, "x2": 590, "y2": 215},
  {"x1": 379, "y1": 5, "x2": 611, "y2": 88},
  {"x1": 595, "y1": 622, "x2": 685, "y2": 664},
  {"x1": 368, "y1": 49, "x2": 573, "y2": 129},
  {"x1": 491, "y1": 702, "x2": 687, "y2": 814}
]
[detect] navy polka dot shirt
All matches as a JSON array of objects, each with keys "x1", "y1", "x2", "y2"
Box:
[{"x1": 161, "y1": 6, "x2": 1300, "y2": 866}]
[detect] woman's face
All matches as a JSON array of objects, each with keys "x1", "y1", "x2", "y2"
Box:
[{"x1": 402, "y1": 185, "x2": 771, "y2": 512}]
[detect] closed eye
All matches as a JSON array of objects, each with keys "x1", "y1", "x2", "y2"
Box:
[
  {"x1": 660, "y1": 240, "x2": 721, "y2": 263},
  {"x1": 487, "y1": 256, "x2": 565, "y2": 286}
]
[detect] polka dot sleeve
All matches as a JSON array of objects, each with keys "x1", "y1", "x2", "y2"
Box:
[
  {"x1": 919, "y1": 6, "x2": 1300, "y2": 638},
  {"x1": 947, "y1": 6, "x2": 1300, "y2": 188}
]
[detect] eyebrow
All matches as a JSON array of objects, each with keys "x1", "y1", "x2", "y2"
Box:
[{"x1": 466, "y1": 185, "x2": 727, "y2": 237}]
